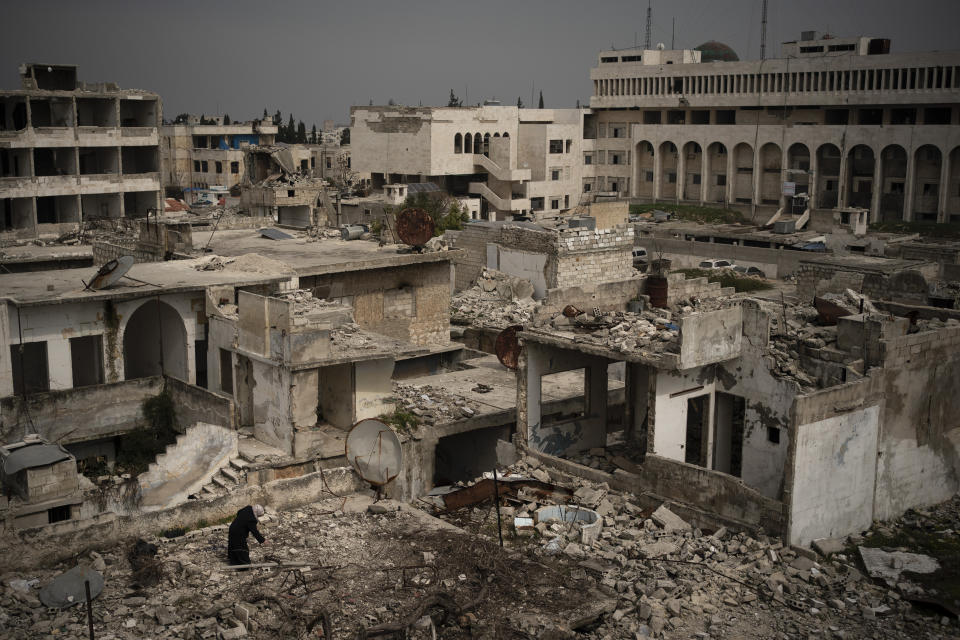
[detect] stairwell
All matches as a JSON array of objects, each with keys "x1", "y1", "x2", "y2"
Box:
[{"x1": 138, "y1": 423, "x2": 238, "y2": 511}]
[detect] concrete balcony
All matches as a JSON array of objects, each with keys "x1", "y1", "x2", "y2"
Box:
[
  {"x1": 468, "y1": 181, "x2": 530, "y2": 212},
  {"x1": 76, "y1": 127, "x2": 121, "y2": 146},
  {"x1": 473, "y1": 153, "x2": 531, "y2": 182}
]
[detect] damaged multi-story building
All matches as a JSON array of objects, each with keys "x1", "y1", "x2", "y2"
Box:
[
  {"x1": 239, "y1": 145, "x2": 329, "y2": 228},
  {"x1": 0, "y1": 64, "x2": 162, "y2": 240},
  {"x1": 160, "y1": 115, "x2": 278, "y2": 199}
]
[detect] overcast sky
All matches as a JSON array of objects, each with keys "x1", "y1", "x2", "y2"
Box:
[{"x1": 2, "y1": 1, "x2": 958, "y2": 127}]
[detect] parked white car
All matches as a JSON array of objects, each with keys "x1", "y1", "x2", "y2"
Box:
[
  {"x1": 698, "y1": 259, "x2": 736, "y2": 270},
  {"x1": 632, "y1": 248, "x2": 649, "y2": 268}
]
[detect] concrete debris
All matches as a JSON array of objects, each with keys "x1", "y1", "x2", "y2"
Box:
[
  {"x1": 858, "y1": 547, "x2": 940, "y2": 583},
  {"x1": 393, "y1": 382, "x2": 482, "y2": 428},
  {"x1": 451, "y1": 269, "x2": 539, "y2": 328},
  {"x1": 434, "y1": 459, "x2": 960, "y2": 639}
]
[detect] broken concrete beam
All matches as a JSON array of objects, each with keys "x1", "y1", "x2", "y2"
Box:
[
  {"x1": 811, "y1": 537, "x2": 846, "y2": 557},
  {"x1": 651, "y1": 505, "x2": 690, "y2": 532}
]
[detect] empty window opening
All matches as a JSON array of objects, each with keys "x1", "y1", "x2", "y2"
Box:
[
  {"x1": 684, "y1": 395, "x2": 709, "y2": 466},
  {"x1": 220, "y1": 348, "x2": 233, "y2": 394},
  {"x1": 712, "y1": 393, "x2": 744, "y2": 477},
  {"x1": 11, "y1": 341, "x2": 50, "y2": 395},
  {"x1": 70, "y1": 335, "x2": 104, "y2": 388},
  {"x1": 215, "y1": 161, "x2": 223, "y2": 174},
  {"x1": 78, "y1": 147, "x2": 119, "y2": 175},
  {"x1": 0, "y1": 97, "x2": 28, "y2": 131},
  {"x1": 643, "y1": 111, "x2": 662, "y2": 125},
  {"x1": 29, "y1": 98, "x2": 74, "y2": 127},
  {"x1": 119, "y1": 99, "x2": 157, "y2": 127},
  {"x1": 230, "y1": 161, "x2": 239, "y2": 174},
  {"x1": 549, "y1": 139, "x2": 563, "y2": 153},
  {"x1": 76, "y1": 98, "x2": 117, "y2": 127},
  {"x1": 825, "y1": 109, "x2": 849, "y2": 125},
  {"x1": 433, "y1": 425, "x2": 512, "y2": 485},
  {"x1": 37, "y1": 195, "x2": 80, "y2": 225},
  {"x1": 766, "y1": 426, "x2": 781, "y2": 444},
  {"x1": 0, "y1": 148, "x2": 31, "y2": 177},
  {"x1": 924, "y1": 107, "x2": 951, "y2": 125},
  {"x1": 715, "y1": 110, "x2": 736, "y2": 124},
  {"x1": 121, "y1": 147, "x2": 158, "y2": 174},
  {"x1": 123, "y1": 191, "x2": 155, "y2": 218},
  {"x1": 33, "y1": 148, "x2": 76, "y2": 176},
  {"x1": 48, "y1": 505, "x2": 72, "y2": 524},
  {"x1": 541, "y1": 369, "x2": 588, "y2": 426},
  {"x1": 277, "y1": 205, "x2": 312, "y2": 227},
  {"x1": 691, "y1": 110, "x2": 710, "y2": 124}
]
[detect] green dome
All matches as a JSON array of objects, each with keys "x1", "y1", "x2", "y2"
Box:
[{"x1": 695, "y1": 41, "x2": 740, "y2": 62}]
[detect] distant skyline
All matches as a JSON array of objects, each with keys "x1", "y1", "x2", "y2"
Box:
[{"x1": 2, "y1": 0, "x2": 958, "y2": 127}]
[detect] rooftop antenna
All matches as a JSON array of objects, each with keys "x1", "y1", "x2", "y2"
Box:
[
  {"x1": 644, "y1": 0, "x2": 652, "y2": 49},
  {"x1": 760, "y1": 0, "x2": 768, "y2": 60},
  {"x1": 671, "y1": 17, "x2": 675, "y2": 50}
]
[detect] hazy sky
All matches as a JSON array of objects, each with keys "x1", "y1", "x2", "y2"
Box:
[{"x1": 2, "y1": 1, "x2": 958, "y2": 127}]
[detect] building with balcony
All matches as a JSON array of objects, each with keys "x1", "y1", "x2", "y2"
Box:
[
  {"x1": 350, "y1": 105, "x2": 586, "y2": 220},
  {"x1": 587, "y1": 33, "x2": 960, "y2": 225},
  {"x1": 0, "y1": 64, "x2": 163, "y2": 240},
  {"x1": 160, "y1": 116, "x2": 278, "y2": 200}
]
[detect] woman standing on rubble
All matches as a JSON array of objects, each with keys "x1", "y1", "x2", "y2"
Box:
[{"x1": 227, "y1": 504, "x2": 268, "y2": 565}]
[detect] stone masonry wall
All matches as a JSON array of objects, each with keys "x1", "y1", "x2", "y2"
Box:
[
  {"x1": 24, "y1": 459, "x2": 79, "y2": 503},
  {"x1": 451, "y1": 224, "x2": 500, "y2": 291},
  {"x1": 555, "y1": 225, "x2": 634, "y2": 289}
]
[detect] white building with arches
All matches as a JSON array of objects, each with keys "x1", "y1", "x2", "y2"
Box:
[
  {"x1": 587, "y1": 34, "x2": 960, "y2": 224},
  {"x1": 350, "y1": 105, "x2": 587, "y2": 220}
]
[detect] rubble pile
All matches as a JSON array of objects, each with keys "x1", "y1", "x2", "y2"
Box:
[
  {"x1": 437, "y1": 459, "x2": 960, "y2": 639},
  {"x1": 528, "y1": 307, "x2": 680, "y2": 355},
  {"x1": 451, "y1": 269, "x2": 540, "y2": 328},
  {"x1": 0, "y1": 497, "x2": 600, "y2": 640},
  {"x1": 393, "y1": 382, "x2": 482, "y2": 425},
  {"x1": 329, "y1": 323, "x2": 386, "y2": 352},
  {"x1": 278, "y1": 289, "x2": 344, "y2": 317}
]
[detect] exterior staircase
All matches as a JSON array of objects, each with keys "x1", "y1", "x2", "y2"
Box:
[
  {"x1": 197, "y1": 456, "x2": 250, "y2": 499},
  {"x1": 472, "y1": 153, "x2": 531, "y2": 181},
  {"x1": 468, "y1": 181, "x2": 531, "y2": 213}
]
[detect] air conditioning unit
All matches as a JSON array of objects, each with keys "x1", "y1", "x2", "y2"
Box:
[{"x1": 774, "y1": 220, "x2": 796, "y2": 234}]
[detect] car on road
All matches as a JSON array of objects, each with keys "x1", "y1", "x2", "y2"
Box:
[{"x1": 698, "y1": 259, "x2": 735, "y2": 270}]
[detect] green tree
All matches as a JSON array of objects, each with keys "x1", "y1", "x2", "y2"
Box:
[
  {"x1": 173, "y1": 113, "x2": 189, "y2": 124},
  {"x1": 263, "y1": 108, "x2": 268, "y2": 119},
  {"x1": 273, "y1": 110, "x2": 282, "y2": 126},
  {"x1": 297, "y1": 120, "x2": 307, "y2": 143},
  {"x1": 447, "y1": 89, "x2": 462, "y2": 107},
  {"x1": 399, "y1": 191, "x2": 468, "y2": 236},
  {"x1": 538, "y1": 91, "x2": 544, "y2": 108},
  {"x1": 310, "y1": 124, "x2": 317, "y2": 144},
  {"x1": 286, "y1": 114, "x2": 295, "y2": 143},
  {"x1": 340, "y1": 128, "x2": 350, "y2": 145},
  {"x1": 223, "y1": 114, "x2": 231, "y2": 125},
  {"x1": 516, "y1": 96, "x2": 524, "y2": 109}
]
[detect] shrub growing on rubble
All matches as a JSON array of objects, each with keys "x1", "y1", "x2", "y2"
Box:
[{"x1": 115, "y1": 389, "x2": 179, "y2": 476}]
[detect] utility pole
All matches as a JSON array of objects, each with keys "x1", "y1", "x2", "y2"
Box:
[
  {"x1": 760, "y1": 0, "x2": 768, "y2": 60},
  {"x1": 644, "y1": 0, "x2": 652, "y2": 50}
]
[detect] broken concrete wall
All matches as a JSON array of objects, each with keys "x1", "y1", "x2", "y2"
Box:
[
  {"x1": 518, "y1": 341, "x2": 609, "y2": 457},
  {"x1": 678, "y1": 306, "x2": 742, "y2": 369},
  {"x1": 355, "y1": 358, "x2": 395, "y2": 421},
  {"x1": 539, "y1": 278, "x2": 642, "y2": 317},
  {"x1": 450, "y1": 222, "x2": 501, "y2": 291},
  {"x1": 251, "y1": 359, "x2": 293, "y2": 453},
  {"x1": 715, "y1": 301, "x2": 797, "y2": 499},
  {"x1": 138, "y1": 422, "x2": 238, "y2": 511},
  {"x1": 496, "y1": 248, "x2": 549, "y2": 298},
  {"x1": 0, "y1": 465, "x2": 364, "y2": 566},
  {"x1": 22, "y1": 458, "x2": 80, "y2": 504},
  {"x1": 787, "y1": 378, "x2": 883, "y2": 546},
  {"x1": 874, "y1": 325, "x2": 960, "y2": 521},
  {"x1": 0, "y1": 377, "x2": 161, "y2": 446},
  {"x1": 659, "y1": 272, "x2": 729, "y2": 307},
  {"x1": 165, "y1": 376, "x2": 235, "y2": 430},
  {"x1": 586, "y1": 201, "x2": 629, "y2": 229},
  {"x1": 300, "y1": 261, "x2": 450, "y2": 346}
]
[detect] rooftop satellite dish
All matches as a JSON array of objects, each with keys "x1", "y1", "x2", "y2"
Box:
[
  {"x1": 395, "y1": 208, "x2": 435, "y2": 247},
  {"x1": 495, "y1": 324, "x2": 524, "y2": 370},
  {"x1": 86, "y1": 255, "x2": 134, "y2": 290},
  {"x1": 345, "y1": 418, "x2": 402, "y2": 487}
]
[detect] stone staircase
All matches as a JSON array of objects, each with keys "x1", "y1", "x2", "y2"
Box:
[{"x1": 196, "y1": 456, "x2": 250, "y2": 499}]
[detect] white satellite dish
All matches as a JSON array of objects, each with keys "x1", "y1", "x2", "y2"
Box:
[{"x1": 345, "y1": 419, "x2": 402, "y2": 486}]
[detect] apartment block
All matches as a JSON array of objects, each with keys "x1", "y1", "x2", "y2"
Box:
[{"x1": 0, "y1": 64, "x2": 162, "y2": 240}]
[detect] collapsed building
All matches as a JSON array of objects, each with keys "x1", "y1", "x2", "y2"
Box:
[{"x1": 239, "y1": 146, "x2": 328, "y2": 228}]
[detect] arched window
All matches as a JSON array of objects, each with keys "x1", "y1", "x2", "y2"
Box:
[
  {"x1": 483, "y1": 133, "x2": 490, "y2": 155},
  {"x1": 493, "y1": 132, "x2": 500, "y2": 137},
  {"x1": 464, "y1": 133, "x2": 472, "y2": 154},
  {"x1": 503, "y1": 132, "x2": 509, "y2": 138},
  {"x1": 454, "y1": 133, "x2": 462, "y2": 154}
]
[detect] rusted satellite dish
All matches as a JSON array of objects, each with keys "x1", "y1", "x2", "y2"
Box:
[
  {"x1": 345, "y1": 419, "x2": 402, "y2": 486},
  {"x1": 495, "y1": 324, "x2": 524, "y2": 370},
  {"x1": 562, "y1": 305, "x2": 583, "y2": 318},
  {"x1": 87, "y1": 255, "x2": 134, "y2": 290},
  {"x1": 395, "y1": 208, "x2": 435, "y2": 247}
]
